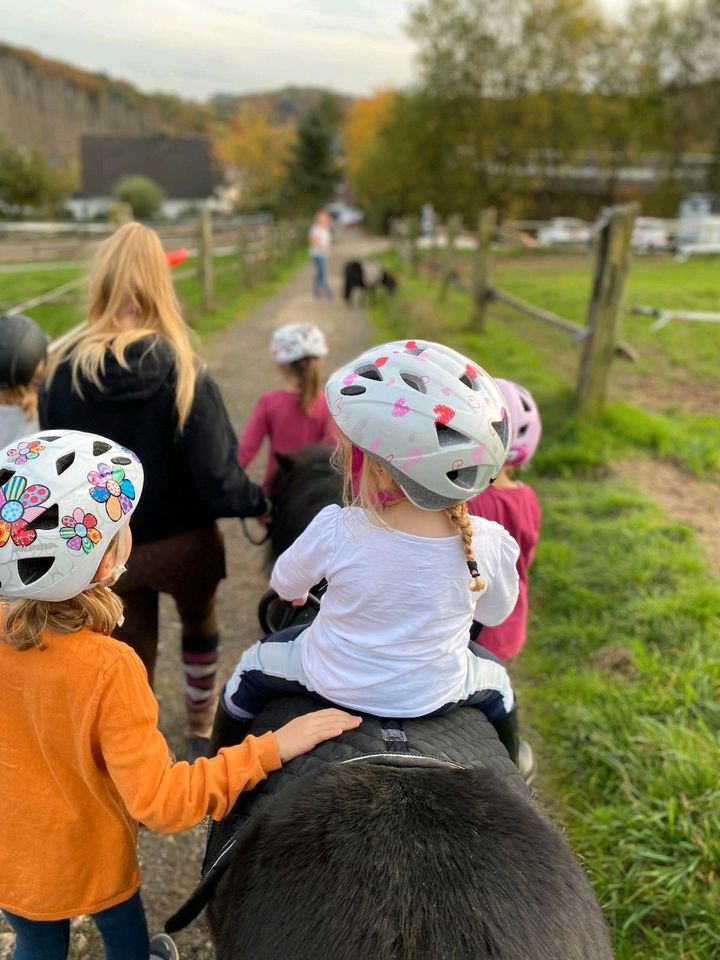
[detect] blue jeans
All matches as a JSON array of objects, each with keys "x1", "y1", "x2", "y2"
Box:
[
  {"x1": 2, "y1": 890, "x2": 149, "y2": 960},
  {"x1": 311, "y1": 254, "x2": 332, "y2": 298}
]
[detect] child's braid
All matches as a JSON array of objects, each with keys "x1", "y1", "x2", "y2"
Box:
[{"x1": 446, "y1": 503, "x2": 485, "y2": 592}]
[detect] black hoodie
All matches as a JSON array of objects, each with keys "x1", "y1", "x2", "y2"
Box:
[{"x1": 39, "y1": 336, "x2": 266, "y2": 544}]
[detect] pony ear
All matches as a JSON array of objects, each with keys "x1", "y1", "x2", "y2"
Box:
[{"x1": 275, "y1": 452, "x2": 296, "y2": 473}]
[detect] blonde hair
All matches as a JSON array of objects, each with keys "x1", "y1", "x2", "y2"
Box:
[
  {"x1": 288, "y1": 356, "x2": 322, "y2": 416},
  {"x1": 45, "y1": 222, "x2": 199, "y2": 430},
  {"x1": 0, "y1": 533, "x2": 123, "y2": 651},
  {"x1": 334, "y1": 437, "x2": 485, "y2": 592},
  {"x1": 0, "y1": 383, "x2": 39, "y2": 421}
]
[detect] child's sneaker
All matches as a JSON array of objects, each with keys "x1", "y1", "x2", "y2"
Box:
[{"x1": 150, "y1": 932, "x2": 180, "y2": 960}]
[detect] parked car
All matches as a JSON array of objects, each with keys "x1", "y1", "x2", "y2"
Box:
[
  {"x1": 537, "y1": 217, "x2": 593, "y2": 246},
  {"x1": 326, "y1": 202, "x2": 364, "y2": 227},
  {"x1": 631, "y1": 217, "x2": 674, "y2": 253}
]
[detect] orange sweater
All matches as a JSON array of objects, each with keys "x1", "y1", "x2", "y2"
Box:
[{"x1": 0, "y1": 627, "x2": 281, "y2": 921}]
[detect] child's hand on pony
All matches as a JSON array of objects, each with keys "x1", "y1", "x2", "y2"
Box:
[{"x1": 273, "y1": 709, "x2": 361, "y2": 762}]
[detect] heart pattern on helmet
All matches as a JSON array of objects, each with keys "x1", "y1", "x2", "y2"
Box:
[
  {"x1": 392, "y1": 398, "x2": 410, "y2": 417},
  {"x1": 433, "y1": 404, "x2": 456, "y2": 425}
]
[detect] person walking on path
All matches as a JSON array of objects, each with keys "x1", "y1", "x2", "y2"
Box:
[
  {"x1": 0, "y1": 313, "x2": 47, "y2": 449},
  {"x1": 39, "y1": 222, "x2": 270, "y2": 760},
  {"x1": 309, "y1": 210, "x2": 333, "y2": 299}
]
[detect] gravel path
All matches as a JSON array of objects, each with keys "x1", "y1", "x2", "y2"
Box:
[{"x1": 0, "y1": 231, "x2": 385, "y2": 960}]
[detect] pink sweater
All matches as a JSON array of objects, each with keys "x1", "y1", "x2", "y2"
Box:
[
  {"x1": 466, "y1": 483, "x2": 541, "y2": 660},
  {"x1": 238, "y1": 389, "x2": 336, "y2": 491}
]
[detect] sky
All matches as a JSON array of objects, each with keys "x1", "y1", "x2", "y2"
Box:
[{"x1": 0, "y1": 0, "x2": 641, "y2": 101}]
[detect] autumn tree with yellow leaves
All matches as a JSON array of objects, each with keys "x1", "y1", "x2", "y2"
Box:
[{"x1": 215, "y1": 102, "x2": 294, "y2": 209}]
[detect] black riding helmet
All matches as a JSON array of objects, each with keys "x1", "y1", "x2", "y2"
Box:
[{"x1": 0, "y1": 314, "x2": 48, "y2": 388}]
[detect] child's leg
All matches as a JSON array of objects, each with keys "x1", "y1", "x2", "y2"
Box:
[
  {"x1": 114, "y1": 586, "x2": 160, "y2": 683},
  {"x1": 222, "y1": 625, "x2": 316, "y2": 720},
  {"x1": 1, "y1": 911, "x2": 70, "y2": 960},
  {"x1": 92, "y1": 890, "x2": 149, "y2": 960}
]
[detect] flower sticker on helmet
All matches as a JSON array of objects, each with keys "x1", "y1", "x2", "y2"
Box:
[
  {"x1": 88, "y1": 463, "x2": 136, "y2": 522},
  {"x1": 6, "y1": 440, "x2": 45, "y2": 465},
  {"x1": 0, "y1": 475, "x2": 50, "y2": 548},
  {"x1": 60, "y1": 508, "x2": 102, "y2": 554}
]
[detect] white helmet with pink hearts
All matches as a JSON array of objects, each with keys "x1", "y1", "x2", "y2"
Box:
[{"x1": 325, "y1": 339, "x2": 511, "y2": 509}]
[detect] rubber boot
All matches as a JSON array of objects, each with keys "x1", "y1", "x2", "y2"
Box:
[
  {"x1": 491, "y1": 706, "x2": 520, "y2": 767},
  {"x1": 208, "y1": 696, "x2": 253, "y2": 757}
]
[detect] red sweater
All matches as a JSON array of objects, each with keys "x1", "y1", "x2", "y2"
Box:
[
  {"x1": 238, "y1": 389, "x2": 336, "y2": 491},
  {"x1": 467, "y1": 484, "x2": 541, "y2": 660}
]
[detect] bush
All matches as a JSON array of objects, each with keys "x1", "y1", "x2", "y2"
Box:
[{"x1": 113, "y1": 175, "x2": 165, "y2": 220}]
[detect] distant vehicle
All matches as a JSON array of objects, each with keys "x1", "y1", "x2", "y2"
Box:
[
  {"x1": 631, "y1": 217, "x2": 674, "y2": 253},
  {"x1": 676, "y1": 193, "x2": 720, "y2": 255},
  {"x1": 326, "y1": 203, "x2": 364, "y2": 227},
  {"x1": 537, "y1": 217, "x2": 592, "y2": 246}
]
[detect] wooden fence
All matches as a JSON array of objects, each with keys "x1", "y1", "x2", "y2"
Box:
[
  {"x1": 392, "y1": 204, "x2": 640, "y2": 416},
  {"x1": 5, "y1": 213, "x2": 308, "y2": 336}
]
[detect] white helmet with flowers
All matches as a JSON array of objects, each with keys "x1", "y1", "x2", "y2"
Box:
[
  {"x1": 325, "y1": 339, "x2": 511, "y2": 510},
  {"x1": 0, "y1": 430, "x2": 143, "y2": 602},
  {"x1": 270, "y1": 323, "x2": 328, "y2": 365}
]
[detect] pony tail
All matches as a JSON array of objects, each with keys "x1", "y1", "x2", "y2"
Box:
[
  {"x1": 292, "y1": 356, "x2": 321, "y2": 416},
  {"x1": 446, "y1": 503, "x2": 485, "y2": 592}
]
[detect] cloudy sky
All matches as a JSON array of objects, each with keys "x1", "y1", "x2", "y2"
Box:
[{"x1": 0, "y1": 0, "x2": 638, "y2": 100}]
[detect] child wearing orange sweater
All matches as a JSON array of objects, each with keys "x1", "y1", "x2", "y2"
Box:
[{"x1": 0, "y1": 429, "x2": 359, "y2": 960}]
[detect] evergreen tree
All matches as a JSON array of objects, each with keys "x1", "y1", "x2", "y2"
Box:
[{"x1": 281, "y1": 95, "x2": 341, "y2": 213}]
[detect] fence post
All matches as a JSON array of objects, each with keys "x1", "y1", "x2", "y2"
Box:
[
  {"x1": 440, "y1": 214, "x2": 462, "y2": 301},
  {"x1": 407, "y1": 214, "x2": 420, "y2": 275},
  {"x1": 198, "y1": 209, "x2": 214, "y2": 311},
  {"x1": 576, "y1": 203, "x2": 638, "y2": 416},
  {"x1": 237, "y1": 224, "x2": 248, "y2": 289},
  {"x1": 471, "y1": 207, "x2": 497, "y2": 332}
]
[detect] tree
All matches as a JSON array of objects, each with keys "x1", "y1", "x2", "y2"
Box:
[
  {"x1": 215, "y1": 102, "x2": 294, "y2": 209},
  {"x1": 113, "y1": 175, "x2": 165, "y2": 220},
  {"x1": 343, "y1": 90, "x2": 398, "y2": 186},
  {"x1": 281, "y1": 95, "x2": 342, "y2": 213},
  {"x1": 0, "y1": 138, "x2": 75, "y2": 213}
]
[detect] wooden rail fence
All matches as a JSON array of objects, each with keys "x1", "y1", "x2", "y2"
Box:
[{"x1": 392, "y1": 203, "x2": 640, "y2": 416}]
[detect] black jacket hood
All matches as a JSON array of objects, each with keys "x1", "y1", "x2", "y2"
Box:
[{"x1": 77, "y1": 336, "x2": 175, "y2": 404}]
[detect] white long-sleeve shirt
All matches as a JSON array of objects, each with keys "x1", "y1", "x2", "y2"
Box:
[{"x1": 270, "y1": 504, "x2": 519, "y2": 716}]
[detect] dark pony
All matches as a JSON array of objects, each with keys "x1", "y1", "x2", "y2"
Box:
[
  {"x1": 344, "y1": 259, "x2": 397, "y2": 305},
  {"x1": 208, "y1": 761, "x2": 614, "y2": 960}
]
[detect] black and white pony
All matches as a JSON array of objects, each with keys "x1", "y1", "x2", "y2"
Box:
[
  {"x1": 344, "y1": 259, "x2": 397, "y2": 305},
  {"x1": 165, "y1": 447, "x2": 614, "y2": 960}
]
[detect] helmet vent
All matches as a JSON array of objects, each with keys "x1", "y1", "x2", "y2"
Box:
[
  {"x1": 55, "y1": 453, "x2": 75, "y2": 475},
  {"x1": 25, "y1": 504, "x2": 58, "y2": 531},
  {"x1": 0, "y1": 469, "x2": 15, "y2": 487},
  {"x1": 517, "y1": 423, "x2": 529, "y2": 437},
  {"x1": 355, "y1": 363, "x2": 383, "y2": 382},
  {"x1": 446, "y1": 466, "x2": 477, "y2": 490},
  {"x1": 436, "y1": 423, "x2": 470, "y2": 448},
  {"x1": 403, "y1": 345, "x2": 424, "y2": 356},
  {"x1": 400, "y1": 372, "x2": 426, "y2": 393},
  {"x1": 521, "y1": 396, "x2": 532, "y2": 412},
  {"x1": 17, "y1": 556, "x2": 55, "y2": 585},
  {"x1": 37, "y1": 435, "x2": 61, "y2": 443},
  {"x1": 93, "y1": 441, "x2": 112, "y2": 456},
  {"x1": 340, "y1": 385, "x2": 367, "y2": 396},
  {"x1": 491, "y1": 417, "x2": 510, "y2": 448},
  {"x1": 111, "y1": 456, "x2": 131, "y2": 466},
  {"x1": 459, "y1": 373, "x2": 478, "y2": 391}
]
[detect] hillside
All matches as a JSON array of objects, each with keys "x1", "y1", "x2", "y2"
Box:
[{"x1": 0, "y1": 43, "x2": 352, "y2": 162}]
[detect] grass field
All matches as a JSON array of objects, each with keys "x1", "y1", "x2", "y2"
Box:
[
  {"x1": 0, "y1": 248, "x2": 307, "y2": 342},
  {"x1": 370, "y1": 254, "x2": 720, "y2": 960}
]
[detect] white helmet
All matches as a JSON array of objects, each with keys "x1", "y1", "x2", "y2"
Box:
[
  {"x1": 326, "y1": 339, "x2": 511, "y2": 510},
  {"x1": 0, "y1": 430, "x2": 143, "y2": 602},
  {"x1": 270, "y1": 323, "x2": 328, "y2": 365}
]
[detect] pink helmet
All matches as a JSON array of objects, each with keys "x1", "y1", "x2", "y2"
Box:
[{"x1": 494, "y1": 379, "x2": 541, "y2": 467}]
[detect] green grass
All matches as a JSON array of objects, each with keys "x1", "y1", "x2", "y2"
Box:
[
  {"x1": 369, "y1": 263, "x2": 720, "y2": 959},
  {"x1": 0, "y1": 249, "x2": 306, "y2": 342}
]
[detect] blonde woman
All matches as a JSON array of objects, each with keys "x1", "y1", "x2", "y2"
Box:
[
  {"x1": 216, "y1": 341, "x2": 523, "y2": 766},
  {"x1": 40, "y1": 223, "x2": 269, "y2": 759}
]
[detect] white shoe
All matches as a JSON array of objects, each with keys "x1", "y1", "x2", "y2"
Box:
[
  {"x1": 150, "y1": 933, "x2": 180, "y2": 960},
  {"x1": 519, "y1": 739, "x2": 537, "y2": 785}
]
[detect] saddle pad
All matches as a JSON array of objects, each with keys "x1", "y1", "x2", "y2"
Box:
[{"x1": 165, "y1": 696, "x2": 526, "y2": 933}]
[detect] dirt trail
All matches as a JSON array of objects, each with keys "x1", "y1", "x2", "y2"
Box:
[
  {"x1": 0, "y1": 232, "x2": 384, "y2": 960},
  {"x1": 614, "y1": 459, "x2": 720, "y2": 577}
]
